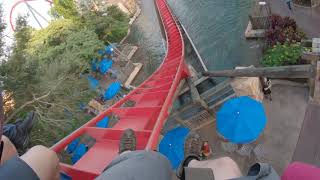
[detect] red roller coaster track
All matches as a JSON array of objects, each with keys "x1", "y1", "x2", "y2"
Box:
[
  {"x1": 10, "y1": 0, "x2": 53, "y2": 31},
  {"x1": 51, "y1": 0, "x2": 188, "y2": 179}
]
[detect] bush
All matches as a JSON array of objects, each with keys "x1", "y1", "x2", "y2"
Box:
[
  {"x1": 262, "y1": 43, "x2": 303, "y2": 67},
  {"x1": 52, "y1": 0, "x2": 79, "y2": 19},
  {"x1": 107, "y1": 5, "x2": 129, "y2": 22},
  {"x1": 1, "y1": 2, "x2": 130, "y2": 148},
  {"x1": 27, "y1": 19, "x2": 103, "y2": 71},
  {"x1": 82, "y1": 6, "x2": 129, "y2": 44},
  {"x1": 265, "y1": 15, "x2": 305, "y2": 46}
]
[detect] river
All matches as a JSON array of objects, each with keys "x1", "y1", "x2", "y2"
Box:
[
  {"x1": 127, "y1": 0, "x2": 262, "y2": 80},
  {"x1": 124, "y1": 0, "x2": 165, "y2": 85},
  {"x1": 167, "y1": 0, "x2": 263, "y2": 71}
]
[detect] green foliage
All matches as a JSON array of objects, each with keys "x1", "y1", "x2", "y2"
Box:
[
  {"x1": 83, "y1": 6, "x2": 129, "y2": 43},
  {"x1": 20, "y1": 20, "x2": 103, "y2": 146},
  {"x1": 105, "y1": 22, "x2": 129, "y2": 43},
  {"x1": 52, "y1": 0, "x2": 79, "y2": 19},
  {"x1": 27, "y1": 19, "x2": 103, "y2": 72},
  {"x1": 107, "y1": 5, "x2": 129, "y2": 22},
  {"x1": 262, "y1": 43, "x2": 303, "y2": 67},
  {"x1": 27, "y1": 19, "x2": 78, "y2": 55},
  {"x1": 29, "y1": 74, "x2": 96, "y2": 146},
  {"x1": 48, "y1": 7, "x2": 61, "y2": 19},
  {"x1": 266, "y1": 15, "x2": 306, "y2": 46},
  {"x1": 0, "y1": 2, "x2": 129, "y2": 148},
  {"x1": 61, "y1": 29, "x2": 104, "y2": 67},
  {"x1": 102, "y1": 6, "x2": 129, "y2": 42},
  {"x1": 12, "y1": 16, "x2": 33, "y2": 58},
  {"x1": 0, "y1": 15, "x2": 39, "y2": 112},
  {"x1": 0, "y1": 4, "x2": 6, "y2": 58}
]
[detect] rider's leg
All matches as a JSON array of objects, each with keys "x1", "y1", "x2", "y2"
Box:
[{"x1": 20, "y1": 145, "x2": 60, "y2": 180}]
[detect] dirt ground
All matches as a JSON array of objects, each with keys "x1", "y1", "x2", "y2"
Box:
[{"x1": 196, "y1": 84, "x2": 309, "y2": 176}]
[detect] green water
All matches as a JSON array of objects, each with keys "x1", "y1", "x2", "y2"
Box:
[
  {"x1": 127, "y1": 0, "x2": 262, "y2": 73},
  {"x1": 125, "y1": 0, "x2": 165, "y2": 77},
  {"x1": 167, "y1": 0, "x2": 262, "y2": 70}
]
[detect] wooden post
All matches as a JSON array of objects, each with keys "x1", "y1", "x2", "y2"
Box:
[
  {"x1": 186, "y1": 77, "x2": 209, "y2": 110},
  {"x1": 309, "y1": 60, "x2": 317, "y2": 99},
  {"x1": 0, "y1": 90, "x2": 3, "y2": 137},
  {"x1": 202, "y1": 65, "x2": 315, "y2": 79},
  {"x1": 312, "y1": 59, "x2": 320, "y2": 104}
]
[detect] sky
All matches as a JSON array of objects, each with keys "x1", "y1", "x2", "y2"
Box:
[{"x1": 1, "y1": 0, "x2": 52, "y2": 44}]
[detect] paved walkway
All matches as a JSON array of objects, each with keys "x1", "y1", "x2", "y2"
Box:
[
  {"x1": 268, "y1": 0, "x2": 320, "y2": 38},
  {"x1": 293, "y1": 102, "x2": 320, "y2": 166},
  {"x1": 260, "y1": 84, "x2": 308, "y2": 173},
  {"x1": 197, "y1": 84, "x2": 309, "y2": 174}
]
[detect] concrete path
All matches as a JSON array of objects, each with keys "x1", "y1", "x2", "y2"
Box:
[
  {"x1": 268, "y1": 0, "x2": 320, "y2": 38},
  {"x1": 261, "y1": 84, "x2": 308, "y2": 173},
  {"x1": 197, "y1": 84, "x2": 309, "y2": 175},
  {"x1": 293, "y1": 103, "x2": 320, "y2": 166}
]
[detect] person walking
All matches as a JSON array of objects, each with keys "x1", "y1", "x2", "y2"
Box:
[
  {"x1": 286, "y1": 0, "x2": 293, "y2": 11},
  {"x1": 260, "y1": 77, "x2": 272, "y2": 101}
]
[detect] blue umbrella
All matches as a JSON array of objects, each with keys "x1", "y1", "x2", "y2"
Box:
[
  {"x1": 96, "y1": 116, "x2": 110, "y2": 128},
  {"x1": 98, "y1": 49, "x2": 105, "y2": 56},
  {"x1": 104, "y1": 82, "x2": 121, "y2": 100},
  {"x1": 217, "y1": 96, "x2": 267, "y2": 144},
  {"x1": 87, "y1": 75, "x2": 99, "y2": 90},
  {"x1": 159, "y1": 127, "x2": 190, "y2": 169},
  {"x1": 105, "y1": 45, "x2": 114, "y2": 55},
  {"x1": 71, "y1": 144, "x2": 88, "y2": 164},
  {"x1": 99, "y1": 58, "x2": 113, "y2": 74},
  {"x1": 66, "y1": 138, "x2": 80, "y2": 154},
  {"x1": 91, "y1": 58, "x2": 99, "y2": 72}
]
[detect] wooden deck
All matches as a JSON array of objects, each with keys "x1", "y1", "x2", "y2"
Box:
[
  {"x1": 162, "y1": 78, "x2": 234, "y2": 134},
  {"x1": 292, "y1": 103, "x2": 320, "y2": 166}
]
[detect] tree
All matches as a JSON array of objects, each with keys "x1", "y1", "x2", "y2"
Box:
[
  {"x1": 27, "y1": 19, "x2": 103, "y2": 71},
  {"x1": 0, "y1": 2, "x2": 130, "y2": 148},
  {"x1": 48, "y1": 7, "x2": 61, "y2": 19},
  {"x1": 0, "y1": 4, "x2": 7, "y2": 58},
  {"x1": 0, "y1": 15, "x2": 36, "y2": 113},
  {"x1": 12, "y1": 15, "x2": 32, "y2": 59},
  {"x1": 52, "y1": 0, "x2": 79, "y2": 19},
  {"x1": 83, "y1": 6, "x2": 129, "y2": 43},
  {"x1": 107, "y1": 5, "x2": 129, "y2": 22}
]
